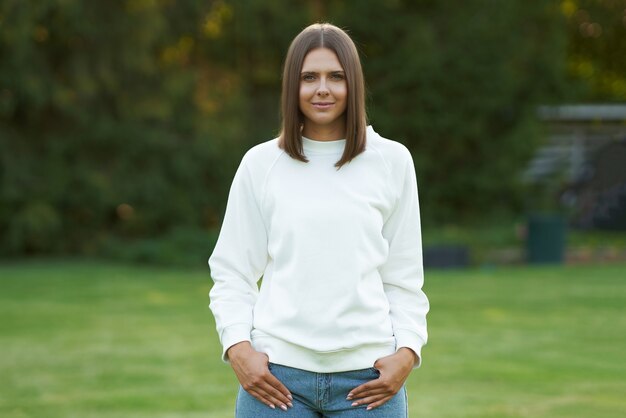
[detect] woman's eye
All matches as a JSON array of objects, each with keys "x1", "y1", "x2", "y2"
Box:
[
  {"x1": 331, "y1": 73, "x2": 344, "y2": 80},
  {"x1": 302, "y1": 74, "x2": 315, "y2": 81}
]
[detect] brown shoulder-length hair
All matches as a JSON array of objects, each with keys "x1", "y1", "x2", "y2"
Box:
[{"x1": 278, "y1": 23, "x2": 367, "y2": 169}]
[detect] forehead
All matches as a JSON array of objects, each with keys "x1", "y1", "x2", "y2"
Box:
[{"x1": 301, "y1": 48, "x2": 344, "y2": 72}]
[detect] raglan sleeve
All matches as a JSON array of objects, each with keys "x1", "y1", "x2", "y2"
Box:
[
  {"x1": 208, "y1": 153, "x2": 269, "y2": 363},
  {"x1": 380, "y1": 148, "x2": 429, "y2": 368}
]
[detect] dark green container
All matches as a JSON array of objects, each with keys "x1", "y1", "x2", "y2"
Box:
[{"x1": 526, "y1": 214, "x2": 567, "y2": 264}]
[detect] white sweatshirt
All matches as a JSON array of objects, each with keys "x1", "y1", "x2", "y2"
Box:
[{"x1": 208, "y1": 126, "x2": 429, "y2": 373}]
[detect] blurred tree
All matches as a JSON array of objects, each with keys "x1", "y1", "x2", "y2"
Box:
[
  {"x1": 1, "y1": 0, "x2": 621, "y2": 259},
  {"x1": 0, "y1": 0, "x2": 246, "y2": 255},
  {"x1": 562, "y1": 0, "x2": 626, "y2": 101}
]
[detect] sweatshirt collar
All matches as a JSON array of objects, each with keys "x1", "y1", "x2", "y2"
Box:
[{"x1": 301, "y1": 135, "x2": 346, "y2": 155}]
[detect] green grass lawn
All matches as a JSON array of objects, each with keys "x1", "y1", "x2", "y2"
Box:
[{"x1": 1, "y1": 260, "x2": 625, "y2": 418}]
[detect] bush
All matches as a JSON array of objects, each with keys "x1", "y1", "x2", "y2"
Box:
[{"x1": 98, "y1": 227, "x2": 219, "y2": 267}]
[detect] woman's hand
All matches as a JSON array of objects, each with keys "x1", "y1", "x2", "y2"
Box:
[
  {"x1": 227, "y1": 341, "x2": 293, "y2": 411},
  {"x1": 346, "y1": 348, "x2": 417, "y2": 410}
]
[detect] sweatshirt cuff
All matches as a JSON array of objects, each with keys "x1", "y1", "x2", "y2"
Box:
[
  {"x1": 221, "y1": 324, "x2": 252, "y2": 363},
  {"x1": 395, "y1": 329, "x2": 426, "y2": 368}
]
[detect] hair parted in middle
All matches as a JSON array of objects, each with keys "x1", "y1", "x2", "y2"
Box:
[{"x1": 279, "y1": 22, "x2": 367, "y2": 169}]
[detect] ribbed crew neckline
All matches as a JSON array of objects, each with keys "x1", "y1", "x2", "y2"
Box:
[{"x1": 301, "y1": 135, "x2": 346, "y2": 155}]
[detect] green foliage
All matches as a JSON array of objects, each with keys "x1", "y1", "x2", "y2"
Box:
[
  {"x1": 0, "y1": 0, "x2": 622, "y2": 258},
  {"x1": 562, "y1": 0, "x2": 626, "y2": 100},
  {"x1": 99, "y1": 226, "x2": 219, "y2": 266},
  {"x1": 0, "y1": 0, "x2": 243, "y2": 256}
]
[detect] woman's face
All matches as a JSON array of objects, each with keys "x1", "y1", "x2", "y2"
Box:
[{"x1": 299, "y1": 48, "x2": 348, "y2": 136}]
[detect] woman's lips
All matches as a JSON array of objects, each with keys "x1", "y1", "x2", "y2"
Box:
[{"x1": 312, "y1": 102, "x2": 334, "y2": 109}]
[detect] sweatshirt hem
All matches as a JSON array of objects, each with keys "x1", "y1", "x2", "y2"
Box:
[{"x1": 252, "y1": 333, "x2": 397, "y2": 373}]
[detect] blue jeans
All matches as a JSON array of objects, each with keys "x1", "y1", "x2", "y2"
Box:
[{"x1": 235, "y1": 363, "x2": 408, "y2": 417}]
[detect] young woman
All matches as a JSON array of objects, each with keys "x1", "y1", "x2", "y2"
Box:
[{"x1": 209, "y1": 23, "x2": 429, "y2": 417}]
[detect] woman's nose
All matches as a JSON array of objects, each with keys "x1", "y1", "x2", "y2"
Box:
[{"x1": 316, "y1": 78, "x2": 329, "y2": 96}]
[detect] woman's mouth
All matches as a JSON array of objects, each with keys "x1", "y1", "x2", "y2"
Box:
[{"x1": 312, "y1": 102, "x2": 334, "y2": 109}]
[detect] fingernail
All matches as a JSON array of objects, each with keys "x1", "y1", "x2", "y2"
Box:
[
  {"x1": 351, "y1": 402, "x2": 358, "y2": 407},
  {"x1": 269, "y1": 404, "x2": 275, "y2": 409},
  {"x1": 346, "y1": 393, "x2": 353, "y2": 400},
  {"x1": 287, "y1": 402, "x2": 293, "y2": 408},
  {"x1": 367, "y1": 406, "x2": 373, "y2": 411},
  {"x1": 287, "y1": 394, "x2": 293, "y2": 400},
  {"x1": 280, "y1": 404, "x2": 288, "y2": 411}
]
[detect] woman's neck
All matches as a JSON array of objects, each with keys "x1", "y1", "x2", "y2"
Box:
[{"x1": 301, "y1": 122, "x2": 346, "y2": 141}]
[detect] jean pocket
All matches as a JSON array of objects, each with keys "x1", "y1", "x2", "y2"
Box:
[{"x1": 368, "y1": 367, "x2": 381, "y2": 377}]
